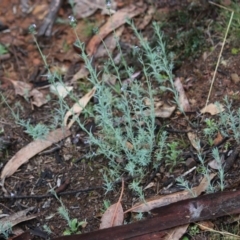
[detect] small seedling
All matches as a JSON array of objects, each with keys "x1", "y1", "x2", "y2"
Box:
[
  {"x1": 0, "y1": 43, "x2": 8, "y2": 55},
  {"x1": 0, "y1": 222, "x2": 12, "y2": 239},
  {"x1": 203, "y1": 118, "x2": 218, "y2": 146},
  {"x1": 166, "y1": 142, "x2": 184, "y2": 171},
  {"x1": 51, "y1": 190, "x2": 86, "y2": 236}
]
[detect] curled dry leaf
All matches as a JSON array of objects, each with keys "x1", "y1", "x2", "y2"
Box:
[
  {"x1": 1, "y1": 127, "x2": 71, "y2": 180},
  {"x1": 142, "y1": 99, "x2": 176, "y2": 118},
  {"x1": 50, "y1": 82, "x2": 73, "y2": 98},
  {"x1": 95, "y1": 26, "x2": 125, "y2": 59},
  {"x1": 154, "y1": 104, "x2": 176, "y2": 118},
  {"x1": 70, "y1": 65, "x2": 89, "y2": 85},
  {"x1": 174, "y1": 77, "x2": 191, "y2": 112},
  {"x1": 73, "y1": 0, "x2": 117, "y2": 19},
  {"x1": 86, "y1": 4, "x2": 146, "y2": 56},
  {"x1": 187, "y1": 132, "x2": 201, "y2": 152},
  {"x1": 5, "y1": 78, "x2": 49, "y2": 107},
  {"x1": 126, "y1": 173, "x2": 216, "y2": 213},
  {"x1": 64, "y1": 87, "x2": 96, "y2": 129},
  {"x1": 8, "y1": 79, "x2": 33, "y2": 97},
  {"x1": 30, "y1": 88, "x2": 49, "y2": 107},
  {"x1": 200, "y1": 103, "x2": 224, "y2": 115}
]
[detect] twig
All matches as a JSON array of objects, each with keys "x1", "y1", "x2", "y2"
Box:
[{"x1": 206, "y1": 2, "x2": 234, "y2": 106}]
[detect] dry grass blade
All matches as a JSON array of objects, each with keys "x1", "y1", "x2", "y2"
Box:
[{"x1": 64, "y1": 87, "x2": 96, "y2": 129}]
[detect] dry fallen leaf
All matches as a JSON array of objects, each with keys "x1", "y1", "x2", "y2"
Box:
[
  {"x1": 200, "y1": 103, "x2": 224, "y2": 115},
  {"x1": 208, "y1": 155, "x2": 225, "y2": 170},
  {"x1": 1, "y1": 127, "x2": 71, "y2": 180},
  {"x1": 164, "y1": 224, "x2": 189, "y2": 240},
  {"x1": 213, "y1": 132, "x2": 224, "y2": 146},
  {"x1": 8, "y1": 79, "x2": 33, "y2": 97},
  {"x1": 64, "y1": 87, "x2": 96, "y2": 129},
  {"x1": 73, "y1": 0, "x2": 117, "y2": 19},
  {"x1": 100, "y1": 179, "x2": 124, "y2": 229},
  {"x1": 86, "y1": 4, "x2": 146, "y2": 56},
  {"x1": 30, "y1": 88, "x2": 49, "y2": 107},
  {"x1": 95, "y1": 26, "x2": 124, "y2": 59},
  {"x1": 174, "y1": 77, "x2": 191, "y2": 112},
  {"x1": 99, "y1": 202, "x2": 124, "y2": 229},
  {"x1": 198, "y1": 221, "x2": 215, "y2": 231},
  {"x1": 70, "y1": 65, "x2": 89, "y2": 85},
  {"x1": 0, "y1": 207, "x2": 36, "y2": 229},
  {"x1": 50, "y1": 82, "x2": 73, "y2": 98},
  {"x1": 126, "y1": 174, "x2": 216, "y2": 213},
  {"x1": 154, "y1": 104, "x2": 176, "y2": 118},
  {"x1": 137, "y1": 6, "x2": 155, "y2": 30},
  {"x1": 187, "y1": 132, "x2": 201, "y2": 151}
]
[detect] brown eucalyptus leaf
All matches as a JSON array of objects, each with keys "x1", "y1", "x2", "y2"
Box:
[
  {"x1": 86, "y1": 4, "x2": 146, "y2": 56},
  {"x1": 127, "y1": 174, "x2": 216, "y2": 213},
  {"x1": 100, "y1": 202, "x2": 124, "y2": 229},
  {"x1": 1, "y1": 127, "x2": 71, "y2": 180},
  {"x1": 0, "y1": 207, "x2": 36, "y2": 228},
  {"x1": 9, "y1": 79, "x2": 33, "y2": 97}
]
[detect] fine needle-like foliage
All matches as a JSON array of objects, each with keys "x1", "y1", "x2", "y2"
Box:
[{"x1": 68, "y1": 17, "x2": 175, "y2": 198}]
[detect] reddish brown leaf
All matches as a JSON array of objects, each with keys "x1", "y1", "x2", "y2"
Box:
[{"x1": 86, "y1": 4, "x2": 146, "y2": 56}]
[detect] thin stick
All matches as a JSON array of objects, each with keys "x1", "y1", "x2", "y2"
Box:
[{"x1": 205, "y1": 2, "x2": 234, "y2": 106}]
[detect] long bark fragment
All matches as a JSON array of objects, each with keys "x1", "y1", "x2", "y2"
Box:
[{"x1": 54, "y1": 189, "x2": 240, "y2": 240}]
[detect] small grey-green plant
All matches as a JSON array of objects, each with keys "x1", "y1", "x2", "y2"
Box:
[
  {"x1": 203, "y1": 118, "x2": 218, "y2": 146},
  {"x1": 197, "y1": 152, "x2": 215, "y2": 193},
  {"x1": 176, "y1": 176, "x2": 197, "y2": 197},
  {"x1": 43, "y1": 224, "x2": 52, "y2": 235},
  {"x1": 0, "y1": 221, "x2": 12, "y2": 239},
  {"x1": 166, "y1": 142, "x2": 183, "y2": 171},
  {"x1": 188, "y1": 224, "x2": 200, "y2": 237},
  {"x1": 0, "y1": 94, "x2": 50, "y2": 140},
  {"x1": 101, "y1": 199, "x2": 111, "y2": 213},
  {"x1": 67, "y1": 17, "x2": 170, "y2": 198},
  {"x1": 51, "y1": 190, "x2": 86, "y2": 236},
  {"x1": 218, "y1": 97, "x2": 240, "y2": 144},
  {"x1": 135, "y1": 212, "x2": 144, "y2": 220},
  {"x1": 212, "y1": 147, "x2": 225, "y2": 191}
]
